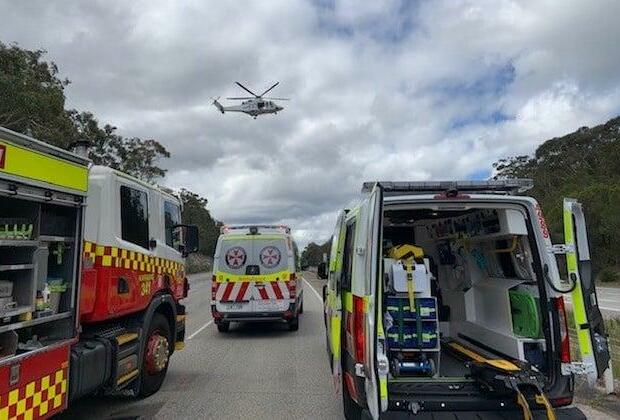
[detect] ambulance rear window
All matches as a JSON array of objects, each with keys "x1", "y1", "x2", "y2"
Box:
[{"x1": 218, "y1": 237, "x2": 289, "y2": 274}]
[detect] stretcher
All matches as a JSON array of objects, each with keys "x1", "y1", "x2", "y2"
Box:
[{"x1": 444, "y1": 340, "x2": 556, "y2": 420}]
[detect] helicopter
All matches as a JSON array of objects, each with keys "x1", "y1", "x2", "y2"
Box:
[{"x1": 213, "y1": 82, "x2": 289, "y2": 119}]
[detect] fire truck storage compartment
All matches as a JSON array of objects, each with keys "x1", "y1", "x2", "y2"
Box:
[
  {"x1": 0, "y1": 193, "x2": 79, "y2": 360},
  {"x1": 381, "y1": 204, "x2": 548, "y2": 383}
]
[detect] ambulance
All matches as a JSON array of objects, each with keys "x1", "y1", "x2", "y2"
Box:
[
  {"x1": 321, "y1": 181, "x2": 613, "y2": 419},
  {"x1": 211, "y1": 225, "x2": 303, "y2": 332}
]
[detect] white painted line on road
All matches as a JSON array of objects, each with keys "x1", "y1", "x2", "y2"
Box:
[
  {"x1": 304, "y1": 278, "x2": 323, "y2": 302},
  {"x1": 187, "y1": 319, "x2": 214, "y2": 340}
]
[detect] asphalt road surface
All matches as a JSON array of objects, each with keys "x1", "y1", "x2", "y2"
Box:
[
  {"x1": 60, "y1": 272, "x2": 611, "y2": 419},
  {"x1": 60, "y1": 272, "x2": 343, "y2": 419}
]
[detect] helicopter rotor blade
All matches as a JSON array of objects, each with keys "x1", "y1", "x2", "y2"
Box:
[
  {"x1": 226, "y1": 97, "x2": 255, "y2": 100},
  {"x1": 262, "y1": 97, "x2": 290, "y2": 100},
  {"x1": 259, "y1": 82, "x2": 279, "y2": 97},
  {"x1": 235, "y1": 82, "x2": 258, "y2": 97}
]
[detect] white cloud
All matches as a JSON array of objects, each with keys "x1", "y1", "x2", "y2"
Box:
[{"x1": 1, "y1": 0, "x2": 620, "y2": 248}]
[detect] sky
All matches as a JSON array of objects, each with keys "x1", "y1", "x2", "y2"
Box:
[{"x1": 2, "y1": 0, "x2": 620, "y2": 247}]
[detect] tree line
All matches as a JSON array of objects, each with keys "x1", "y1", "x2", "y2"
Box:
[
  {"x1": 494, "y1": 117, "x2": 620, "y2": 282},
  {"x1": 0, "y1": 41, "x2": 221, "y2": 260}
]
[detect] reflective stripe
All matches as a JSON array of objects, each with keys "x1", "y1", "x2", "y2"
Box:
[
  {"x1": 344, "y1": 292, "x2": 353, "y2": 312},
  {"x1": 563, "y1": 206, "x2": 593, "y2": 357},
  {"x1": 84, "y1": 241, "x2": 184, "y2": 276},
  {"x1": 330, "y1": 314, "x2": 342, "y2": 358},
  {"x1": 214, "y1": 270, "x2": 290, "y2": 283},
  {"x1": 380, "y1": 378, "x2": 388, "y2": 399},
  {"x1": 0, "y1": 139, "x2": 88, "y2": 192}
]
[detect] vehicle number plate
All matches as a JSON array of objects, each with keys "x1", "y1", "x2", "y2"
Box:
[{"x1": 225, "y1": 303, "x2": 243, "y2": 310}]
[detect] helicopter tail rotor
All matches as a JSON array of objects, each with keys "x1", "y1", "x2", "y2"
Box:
[{"x1": 212, "y1": 97, "x2": 225, "y2": 113}]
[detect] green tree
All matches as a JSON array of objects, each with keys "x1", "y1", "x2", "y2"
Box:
[
  {"x1": 70, "y1": 111, "x2": 170, "y2": 182},
  {"x1": 179, "y1": 189, "x2": 221, "y2": 257},
  {"x1": 0, "y1": 41, "x2": 170, "y2": 181},
  {"x1": 301, "y1": 240, "x2": 331, "y2": 267},
  {"x1": 493, "y1": 117, "x2": 620, "y2": 281},
  {"x1": 0, "y1": 42, "x2": 76, "y2": 147}
]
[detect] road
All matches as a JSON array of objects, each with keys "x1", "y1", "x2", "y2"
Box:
[
  {"x1": 565, "y1": 286, "x2": 620, "y2": 318},
  {"x1": 60, "y1": 272, "x2": 612, "y2": 419},
  {"x1": 60, "y1": 272, "x2": 343, "y2": 419}
]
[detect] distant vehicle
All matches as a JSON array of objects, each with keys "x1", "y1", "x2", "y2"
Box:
[
  {"x1": 211, "y1": 225, "x2": 303, "y2": 332},
  {"x1": 212, "y1": 82, "x2": 289, "y2": 119}
]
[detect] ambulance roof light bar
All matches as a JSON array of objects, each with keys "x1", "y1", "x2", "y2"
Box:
[
  {"x1": 362, "y1": 179, "x2": 534, "y2": 196},
  {"x1": 220, "y1": 224, "x2": 291, "y2": 234}
]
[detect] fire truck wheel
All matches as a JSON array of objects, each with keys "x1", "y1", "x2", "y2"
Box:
[
  {"x1": 299, "y1": 299, "x2": 304, "y2": 314},
  {"x1": 288, "y1": 315, "x2": 299, "y2": 331},
  {"x1": 139, "y1": 313, "x2": 172, "y2": 397},
  {"x1": 217, "y1": 322, "x2": 230, "y2": 333}
]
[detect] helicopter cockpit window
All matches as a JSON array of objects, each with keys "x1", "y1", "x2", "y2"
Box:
[{"x1": 258, "y1": 102, "x2": 265, "y2": 109}]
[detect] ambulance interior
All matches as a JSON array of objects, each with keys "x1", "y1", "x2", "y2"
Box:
[{"x1": 381, "y1": 204, "x2": 549, "y2": 384}]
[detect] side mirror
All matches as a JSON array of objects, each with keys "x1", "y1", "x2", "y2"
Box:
[
  {"x1": 322, "y1": 284, "x2": 327, "y2": 302},
  {"x1": 173, "y1": 224, "x2": 200, "y2": 256},
  {"x1": 317, "y1": 262, "x2": 328, "y2": 280}
]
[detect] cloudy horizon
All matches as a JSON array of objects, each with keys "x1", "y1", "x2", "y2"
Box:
[{"x1": 2, "y1": 0, "x2": 620, "y2": 247}]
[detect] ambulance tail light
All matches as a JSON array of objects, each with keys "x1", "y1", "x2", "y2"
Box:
[
  {"x1": 353, "y1": 295, "x2": 365, "y2": 364},
  {"x1": 555, "y1": 297, "x2": 571, "y2": 363},
  {"x1": 288, "y1": 273, "x2": 296, "y2": 299},
  {"x1": 211, "y1": 275, "x2": 217, "y2": 301}
]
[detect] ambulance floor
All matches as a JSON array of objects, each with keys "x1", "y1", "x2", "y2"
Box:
[{"x1": 439, "y1": 348, "x2": 470, "y2": 377}]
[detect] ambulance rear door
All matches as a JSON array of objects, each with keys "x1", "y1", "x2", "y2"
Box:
[
  {"x1": 215, "y1": 237, "x2": 255, "y2": 313},
  {"x1": 360, "y1": 183, "x2": 384, "y2": 419},
  {"x1": 561, "y1": 198, "x2": 614, "y2": 393},
  {"x1": 250, "y1": 236, "x2": 291, "y2": 313}
]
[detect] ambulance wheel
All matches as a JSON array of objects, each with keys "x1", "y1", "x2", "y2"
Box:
[
  {"x1": 288, "y1": 315, "x2": 299, "y2": 331},
  {"x1": 139, "y1": 313, "x2": 171, "y2": 397},
  {"x1": 217, "y1": 322, "x2": 230, "y2": 333},
  {"x1": 342, "y1": 373, "x2": 362, "y2": 420}
]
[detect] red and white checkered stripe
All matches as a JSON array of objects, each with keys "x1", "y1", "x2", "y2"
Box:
[{"x1": 214, "y1": 281, "x2": 291, "y2": 302}]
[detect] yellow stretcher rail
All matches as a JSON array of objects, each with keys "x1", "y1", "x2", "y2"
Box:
[{"x1": 445, "y1": 340, "x2": 555, "y2": 420}]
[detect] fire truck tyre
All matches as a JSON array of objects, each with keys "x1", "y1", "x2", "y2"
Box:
[
  {"x1": 288, "y1": 315, "x2": 299, "y2": 331},
  {"x1": 299, "y1": 299, "x2": 304, "y2": 314},
  {"x1": 139, "y1": 313, "x2": 172, "y2": 397},
  {"x1": 342, "y1": 374, "x2": 362, "y2": 420},
  {"x1": 217, "y1": 322, "x2": 230, "y2": 333}
]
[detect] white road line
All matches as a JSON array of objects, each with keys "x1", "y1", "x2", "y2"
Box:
[
  {"x1": 187, "y1": 319, "x2": 214, "y2": 340},
  {"x1": 304, "y1": 278, "x2": 323, "y2": 302}
]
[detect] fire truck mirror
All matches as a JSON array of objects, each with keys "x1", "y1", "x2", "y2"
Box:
[{"x1": 173, "y1": 224, "x2": 200, "y2": 256}]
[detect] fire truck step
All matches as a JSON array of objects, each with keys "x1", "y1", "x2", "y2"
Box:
[
  {"x1": 116, "y1": 332, "x2": 139, "y2": 346},
  {"x1": 117, "y1": 368, "x2": 140, "y2": 386}
]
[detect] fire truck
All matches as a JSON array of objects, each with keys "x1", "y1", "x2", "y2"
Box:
[{"x1": 0, "y1": 126, "x2": 198, "y2": 418}]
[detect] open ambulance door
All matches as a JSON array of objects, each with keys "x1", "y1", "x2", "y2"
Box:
[
  {"x1": 363, "y1": 183, "x2": 386, "y2": 419},
  {"x1": 562, "y1": 198, "x2": 614, "y2": 393},
  {"x1": 326, "y1": 211, "x2": 346, "y2": 387}
]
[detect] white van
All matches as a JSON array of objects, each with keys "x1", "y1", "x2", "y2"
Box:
[
  {"x1": 322, "y1": 181, "x2": 612, "y2": 419},
  {"x1": 211, "y1": 225, "x2": 303, "y2": 332}
]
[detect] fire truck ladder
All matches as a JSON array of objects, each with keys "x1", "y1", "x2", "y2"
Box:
[{"x1": 444, "y1": 340, "x2": 556, "y2": 420}]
